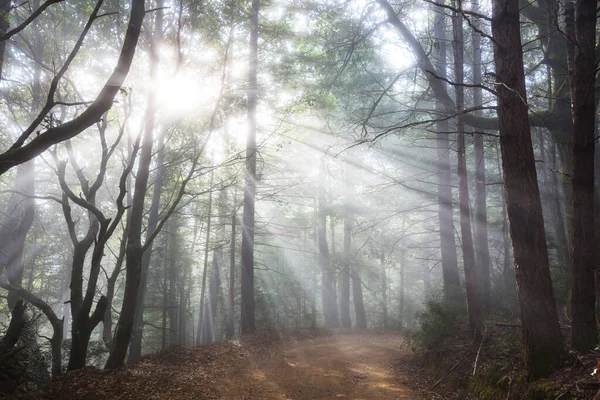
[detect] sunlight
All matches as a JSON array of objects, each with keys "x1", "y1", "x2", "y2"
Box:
[{"x1": 154, "y1": 69, "x2": 218, "y2": 118}]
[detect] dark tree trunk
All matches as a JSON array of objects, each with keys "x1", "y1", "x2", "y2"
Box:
[
  {"x1": 0, "y1": 299, "x2": 26, "y2": 354},
  {"x1": 129, "y1": 129, "x2": 166, "y2": 363},
  {"x1": 0, "y1": 0, "x2": 10, "y2": 79},
  {"x1": 551, "y1": 144, "x2": 570, "y2": 276},
  {"x1": 103, "y1": 133, "x2": 134, "y2": 348},
  {"x1": 241, "y1": 0, "x2": 259, "y2": 335},
  {"x1": 453, "y1": 0, "x2": 481, "y2": 339},
  {"x1": 471, "y1": 0, "x2": 491, "y2": 308},
  {"x1": 105, "y1": 35, "x2": 159, "y2": 372},
  {"x1": 565, "y1": 0, "x2": 597, "y2": 352},
  {"x1": 491, "y1": 0, "x2": 565, "y2": 379},
  {"x1": 433, "y1": 5, "x2": 462, "y2": 306}
]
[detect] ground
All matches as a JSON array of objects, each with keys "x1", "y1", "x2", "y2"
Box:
[{"x1": 31, "y1": 331, "x2": 420, "y2": 400}]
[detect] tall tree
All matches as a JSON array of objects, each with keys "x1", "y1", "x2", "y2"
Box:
[
  {"x1": 452, "y1": 0, "x2": 481, "y2": 339},
  {"x1": 432, "y1": 2, "x2": 462, "y2": 306},
  {"x1": 491, "y1": 0, "x2": 565, "y2": 379},
  {"x1": 129, "y1": 130, "x2": 166, "y2": 363},
  {"x1": 105, "y1": 1, "x2": 162, "y2": 369},
  {"x1": 565, "y1": 0, "x2": 597, "y2": 352},
  {"x1": 241, "y1": 0, "x2": 259, "y2": 335},
  {"x1": 339, "y1": 184, "x2": 352, "y2": 329},
  {"x1": 471, "y1": 0, "x2": 491, "y2": 308}
]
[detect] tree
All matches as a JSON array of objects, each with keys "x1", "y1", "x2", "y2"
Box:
[
  {"x1": 565, "y1": 0, "x2": 597, "y2": 352},
  {"x1": 470, "y1": 0, "x2": 491, "y2": 308},
  {"x1": 105, "y1": 1, "x2": 162, "y2": 369},
  {"x1": 432, "y1": 2, "x2": 462, "y2": 306},
  {"x1": 0, "y1": 0, "x2": 145, "y2": 175},
  {"x1": 490, "y1": 0, "x2": 565, "y2": 379},
  {"x1": 241, "y1": 0, "x2": 259, "y2": 335},
  {"x1": 452, "y1": 0, "x2": 481, "y2": 339}
]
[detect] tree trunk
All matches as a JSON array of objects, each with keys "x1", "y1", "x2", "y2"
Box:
[
  {"x1": 433, "y1": 4, "x2": 462, "y2": 306},
  {"x1": 453, "y1": 0, "x2": 481, "y2": 339},
  {"x1": 471, "y1": 0, "x2": 491, "y2": 308},
  {"x1": 104, "y1": 2, "x2": 161, "y2": 366},
  {"x1": 226, "y1": 208, "x2": 236, "y2": 339},
  {"x1": 169, "y1": 223, "x2": 180, "y2": 346},
  {"x1": 565, "y1": 0, "x2": 597, "y2": 352},
  {"x1": 318, "y1": 173, "x2": 339, "y2": 329},
  {"x1": 202, "y1": 252, "x2": 221, "y2": 344},
  {"x1": 197, "y1": 172, "x2": 214, "y2": 345},
  {"x1": 240, "y1": 0, "x2": 259, "y2": 335},
  {"x1": 491, "y1": 0, "x2": 565, "y2": 379},
  {"x1": 129, "y1": 129, "x2": 166, "y2": 363},
  {"x1": 380, "y1": 252, "x2": 388, "y2": 330},
  {"x1": 399, "y1": 248, "x2": 406, "y2": 329},
  {"x1": 339, "y1": 212, "x2": 352, "y2": 328},
  {"x1": 0, "y1": 0, "x2": 10, "y2": 79}
]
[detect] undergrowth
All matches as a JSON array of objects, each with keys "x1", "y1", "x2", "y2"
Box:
[{"x1": 404, "y1": 300, "x2": 599, "y2": 399}]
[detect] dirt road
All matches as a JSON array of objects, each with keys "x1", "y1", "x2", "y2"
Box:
[
  {"x1": 216, "y1": 334, "x2": 419, "y2": 399},
  {"x1": 39, "y1": 333, "x2": 420, "y2": 400}
]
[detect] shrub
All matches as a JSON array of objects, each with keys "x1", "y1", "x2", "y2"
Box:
[{"x1": 410, "y1": 300, "x2": 465, "y2": 352}]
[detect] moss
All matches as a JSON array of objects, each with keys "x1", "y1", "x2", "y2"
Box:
[{"x1": 467, "y1": 376, "x2": 506, "y2": 399}]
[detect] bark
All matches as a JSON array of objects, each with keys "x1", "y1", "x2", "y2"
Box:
[
  {"x1": 129, "y1": 128, "x2": 166, "y2": 363},
  {"x1": 491, "y1": 0, "x2": 565, "y2": 379},
  {"x1": 471, "y1": 0, "x2": 491, "y2": 308},
  {"x1": 0, "y1": 0, "x2": 9, "y2": 79},
  {"x1": 339, "y1": 211, "x2": 352, "y2": 329},
  {"x1": 63, "y1": 115, "x2": 126, "y2": 370},
  {"x1": 433, "y1": 3, "x2": 462, "y2": 306},
  {"x1": 551, "y1": 144, "x2": 570, "y2": 277},
  {"x1": 197, "y1": 172, "x2": 214, "y2": 345},
  {"x1": 104, "y1": 2, "x2": 158, "y2": 367},
  {"x1": 565, "y1": 0, "x2": 597, "y2": 352},
  {"x1": 2, "y1": 284, "x2": 63, "y2": 376},
  {"x1": 0, "y1": 299, "x2": 26, "y2": 354},
  {"x1": 453, "y1": 0, "x2": 481, "y2": 339},
  {"x1": 348, "y1": 214, "x2": 366, "y2": 329},
  {"x1": 318, "y1": 173, "x2": 339, "y2": 329},
  {"x1": 202, "y1": 251, "x2": 221, "y2": 344},
  {"x1": 227, "y1": 208, "x2": 236, "y2": 339},
  {"x1": 241, "y1": 0, "x2": 259, "y2": 335},
  {"x1": 169, "y1": 223, "x2": 180, "y2": 346}
]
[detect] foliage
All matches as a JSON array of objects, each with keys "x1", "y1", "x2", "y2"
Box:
[{"x1": 409, "y1": 299, "x2": 465, "y2": 352}]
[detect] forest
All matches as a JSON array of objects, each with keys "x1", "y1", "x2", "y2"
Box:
[{"x1": 0, "y1": 0, "x2": 598, "y2": 399}]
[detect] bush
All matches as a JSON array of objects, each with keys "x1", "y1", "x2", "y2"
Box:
[{"x1": 409, "y1": 300, "x2": 465, "y2": 352}]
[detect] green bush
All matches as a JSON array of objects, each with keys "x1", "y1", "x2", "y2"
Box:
[{"x1": 410, "y1": 300, "x2": 465, "y2": 352}]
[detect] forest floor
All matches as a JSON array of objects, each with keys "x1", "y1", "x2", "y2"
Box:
[{"x1": 29, "y1": 331, "x2": 421, "y2": 400}]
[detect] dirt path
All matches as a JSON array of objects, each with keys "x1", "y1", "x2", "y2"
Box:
[
  {"x1": 38, "y1": 333, "x2": 420, "y2": 400},
  {"x1": 217, "y1": 334, "x2": 419, "y2": 399}
]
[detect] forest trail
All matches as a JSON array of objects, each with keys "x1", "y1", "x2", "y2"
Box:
[
  {"x1": 38, "y1": 332, "x2": 420, "y2": 400},
  {"x1": 218, "y1": 333, "x2": 417, "y2": 399}
]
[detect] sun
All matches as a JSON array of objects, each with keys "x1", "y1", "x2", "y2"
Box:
[{"x1": 154, "y1": 69, "x2": 219, "y2": 118}]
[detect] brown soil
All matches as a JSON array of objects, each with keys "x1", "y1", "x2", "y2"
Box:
[{"x1": 30, "y1": 331, "x2": 420, "y2": 400}]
